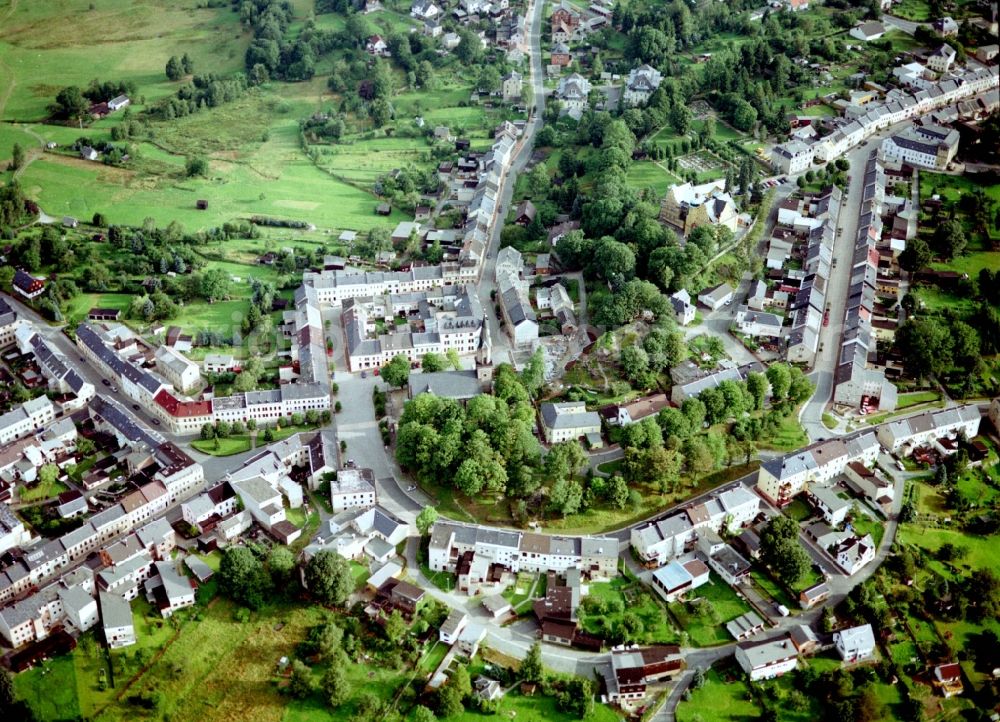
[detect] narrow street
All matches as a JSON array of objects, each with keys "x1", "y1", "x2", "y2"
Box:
[{"x1": 473, "y1": 0, "x2": 547, "y2": 368}]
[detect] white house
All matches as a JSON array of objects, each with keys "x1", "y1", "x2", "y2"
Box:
[
  {"x1": 670, "y1": 290, "x2": 696, "y2": 326},
  {"x1": 59, "y1": 586, "x2": 99, "y2": 633},
  {"x1": 649, "y1": 558, "x2": 711, "y2": 603},
  {"x1": 145, "y1": 561, "x2": 195, "y2": 618},
  {"x1": 539, "y1": 402, "x2": 601, "y2": 444},
  {"x1": 735, "y1": 636, "x2": 799, "y2": 681},
  {"x1": 202, "y1": 354, "x2": 238, "y2": 374},
  {"x1": 623, "y1": 65, "x2": 663, "y2": 106},
  {"x1": 807, "y1": 484, "x2": 852, "y2": 526},
  {"x1": 502, "y1": 71, "x2": 522, "y2": 102},
  {"x1": 879, "y1": 124, "x2": 959, "y2": 170},
  {"x1": 772, "y1": 140, "x2": 815, "y2": 175},
  {"x1": 100, "y1": 591, "x2": 136, "y2": 648},
  {"x1": 232, "y1": 476, "x2": 286, "y2": 530},
  {"x1": 834, "y1": 623, "x2": 876, "y2": 664},
  {"x1": 849, "y1": 21, "x2": 886, "y2": 42},
  {"x1": 834, "y1": 534, "x2": 876, "y2": 575},
  {"x1": 697, "y1": 283, "x2": 734, "y2": 311},
  {"x1": 734, "y1": 306, "x2": 783, "y2": 339},
  {"x1": 330, "y1": 468, "x2": 377, "y2": 512},
  {"x1": 154, "y1": 346, "x2": 200, "y2": 392},
  {"x1": 556, "y1": 73, "x2": 592, "y2": 115},
  {"x1": 440, "y1": 609, "x2": 469, "y2": 644},
  {"x1": 410, "y1": 0, "x2": 440, "y2": 20},
  {"x1": 0, "y1": 395, "x2": 55, "y2": 445},
  {"x1": 926, "y1": 44, "x2": 957, "y2": 73}
]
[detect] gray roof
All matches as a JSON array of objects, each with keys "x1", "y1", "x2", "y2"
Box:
[
  {"x1": 99, "y1": 591, "x2": 134, "y2": 629},
  {"x1": 184, "y1": 555, "x2": 214, "y2": 582},
  {"x1": 364, "y1": 536, "x2": 395, "y2": 559},
  {"x1": 408, "y1": 371, "x2": 482, "y2": 400},
  {"x1": 540, "y1": 402, "x2": 601, "y2": 431}
]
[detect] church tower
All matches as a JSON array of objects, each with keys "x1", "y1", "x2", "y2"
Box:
[{"x1": 476, "y1": 319, "x2": 494, "y2": 386}]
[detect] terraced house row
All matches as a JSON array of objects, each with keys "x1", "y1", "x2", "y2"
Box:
[
  {"x1": 428, "y1": 521, "x2": 619, "y2": 581},
  {"x1": 76, "y1": 321, "x2": 329, "y2": 435}
]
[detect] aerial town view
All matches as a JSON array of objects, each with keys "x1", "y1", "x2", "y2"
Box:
[{"x1": 0, "y1": 0, "x2": 998, "y2": 720}]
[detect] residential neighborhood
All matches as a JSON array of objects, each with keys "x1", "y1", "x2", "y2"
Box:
[{"x1": 0, "y1": 0, "x2": 997, "y2": 720}]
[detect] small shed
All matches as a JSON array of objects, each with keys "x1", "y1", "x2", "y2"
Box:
[
  {"x1": 62, "y1": 216, "x2": 79, "y2": 228},
  {"x1": 196, "y1": 199, "x2": 209, "y2": 210},
  {"x1": 376, "y1": 202, "x2": 392, "y2": 216}
]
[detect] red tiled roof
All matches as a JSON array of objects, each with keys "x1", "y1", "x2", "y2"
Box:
[{"x1": 154, "y1": 389, "x2": 212, "y2": 418}]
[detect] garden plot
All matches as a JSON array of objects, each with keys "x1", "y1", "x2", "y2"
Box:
[{"x1": 676, "y1": 149, "x2": 730, "y2": 176}]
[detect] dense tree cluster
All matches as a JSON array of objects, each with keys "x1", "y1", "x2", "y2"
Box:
[
  {"x1": 759, "y1": 514, "x2": 812, "y2": 589},
  {"x1": 218, "y1": 543, "x2": 300, "y2": 609},
  {"x1": 396, "y1": 364, "x2": 539, "y2": 498}
]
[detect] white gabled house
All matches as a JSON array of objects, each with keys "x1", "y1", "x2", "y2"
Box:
[
  {"x1": 735, "y1": 636, "x2": 799, "y2": 681},
  {"x1": 834, "y1": 623, "x2": 876, "y2": 664},
  {"x1": 834, "y1": 533, "x2": 876, "y2": 575}
]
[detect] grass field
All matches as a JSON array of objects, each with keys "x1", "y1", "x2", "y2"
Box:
[
  {"x1": 191, "y1": 423, "x2": 323, "y2": 456},
  {"x1": 670, "y1": 574, "x2": 754, "y2": 646},
  {"x1": 3, "y1": 0, "x2": 413, "y2": 234},
  {"x1": 0, "y1": 0, "x2": 249, "y2": 121},
  {"x1": 895, "y1": 390, "x2": 942, "y2": 410},
  {"x1": 675, "y1": 665, "x2": 757, "y2": 722},
  {"x1": 18, "y1": 477, "x2": 70, "y2": 502},
  {"x1": 579, "y1": 577, "x2": 680, "y2": 645},
  {"x1": 757, "y1": 412, "x2": 810, "y2": 452}
]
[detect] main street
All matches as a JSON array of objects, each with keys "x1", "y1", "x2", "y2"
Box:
[{"x1": 473, "y1": 0, "x2": 547, "y2": 368}]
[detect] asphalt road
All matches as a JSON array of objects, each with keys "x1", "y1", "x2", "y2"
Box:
[{"x1": 472, "y1": 0, "x2": 547, "y2": 368}]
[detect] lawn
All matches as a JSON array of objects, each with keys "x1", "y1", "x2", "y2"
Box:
[
  {"x1": 502, "y1": 572, "x2": 544, "y2": 614},
  {"x1": 596, "y1": 459, "x2": 624, "y2": 476},
  {"x1": 895, "y1": 390, "x2": 942, "y2": 410},
  {"x1": 419, "y1": 562, "x2": 457, "y2": 592},
  {"x1": 896, "y1": 525, "x2": 998, "y2": 578},
  {"x1": 191, "y1": 424, "x2": 322, "y2": 456},
  {"x1": 626, "y1": 160, "x2": 681, "y2": 195},
  {"x1": 14, "y1": 655, "x2": 81, "y2": 722},
  {"x1": 675, "y1": 665, "x2": 757, "y2": 722},
  {"x1": 444, "y1": 689, "x2": 622, "y2": 722},
  {"x1": 758, "y1": 412, "x2": 809, "y2": 452},
  {"x1": 87, "y1": 597, "x2": 332, "y2": 722},
  {"x1": 579, "y1": 577, "x2": 680, "y2": 645},
  {"x1": 18, "y1": 477, "x2": 70, "y2": 502},
  {"x1": 669, "y1": 575, "x2": 753, "y2": 647},
  {"x1": 750, "y1": 568, "x2": 797, "y2": 611},
  {"x1": 851, "y1": 515, "x2": 886, "y2": 547},
  {"x1": 784, "y1": 497, "x2": 814, "y2": 523}
]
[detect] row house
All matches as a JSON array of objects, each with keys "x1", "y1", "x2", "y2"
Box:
[
  {"x1": 0, "y1": 396, "x2": 55, "y2": 446},
  {"x1": 0, "y1": 568, "x2": 96, "y2": 647},
  {"x1": 0, "y1": 297, "x2": 20, "y2": 348},
  {"x1": 428, "y1": 521, "x2": 618, "y2": 579},
  {"x1": 812, "y1": 66, "x2": 998, "y2": 163},
  {"x1": 755, "y1": 432, "x2": 880, "y2": 506},
  {"x1": 877, "y1": 405, "x2": 981, "y2": 455},
  {"x1": 630, "y1": 486, "x2": 760, "y2": 564},
  {"x1": 14, "y1": 322, "x2": 96, "y2": 413}
]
